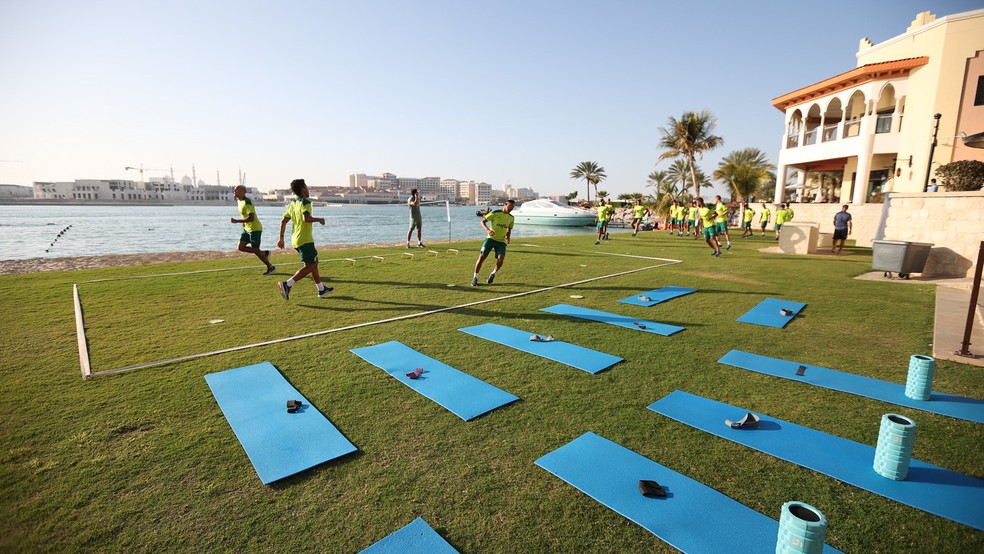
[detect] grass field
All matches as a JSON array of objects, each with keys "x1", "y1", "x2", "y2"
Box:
[{"x1": 1, "y1": 231, "x2": 982, "y2": 552}]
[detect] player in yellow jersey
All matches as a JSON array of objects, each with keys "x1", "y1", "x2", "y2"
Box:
[
  {"x1": 631, "y1": 198, "x2": 647, "y2": 237},
  {"x1": 713, "y1": 195, "x2": 732, "y2": 250},
  {"x1": 472, "y1": 199, "x2": 515, "y2": 286},
  {"x1": 276, "y1": 179, "x2": 331, "y2": 300},
  {"x1": 696, "y1": 197, "x2": 722, "y2": 257},
  {"x1": 740, "y1": 203, "x2": 754, "y2": 238},
  {"x1": 231, "y1": 185, "x2": 276, "y2": 275},
  {"x1": 759, "y1": 202, "x2": 771, "y2": 238}
]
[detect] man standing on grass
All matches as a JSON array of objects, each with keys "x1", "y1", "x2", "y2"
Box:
[
  {"x1": 759, "y1": 202, "x2": 771, "y2": 238},
  {"x1": 713, "y1": 195, "x2": 732, "y2": 250},
  {"x1": 472, "y1": 199, "x2": 515, "y2": 286},
  {"x1": 740, "y1": 203, "x2": 754, "y2": 238},
  {"x1": 276, "y1": 179, "x2": 332, "y2": 301},
  {"x1": 631, "y1": 198, "x2": 647, "y2": 237},
  {"x1": 831, "y1": 204, "x2": 853, "y2": 255},
  {"x1": 686, "y1": 202, "x2": 697, "y2": 237},
  {"x1": 406, "y1": 188, "x2": 425, "y2": 249},
  {"x1": 594, "y1": 198, "x2": 609, "y2": 244},
  {"x1": 774, "y1": 203, "x2": 787, "y2": 241},
  {"x1": 231, "y1": 185, "x2": 276, "y2": 275}
]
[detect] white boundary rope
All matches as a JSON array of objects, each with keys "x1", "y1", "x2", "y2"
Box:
[{"x1": 75, "y1": 249, "x2": 681, "y2": 379}]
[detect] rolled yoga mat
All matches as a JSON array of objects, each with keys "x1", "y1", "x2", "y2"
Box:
[
  {"x1": 717, "y1": 349, "x2": 984, "y2": 424},
  {"x1": 350, "y1": 341, "x2": 519, "y2": 421},
  {"x1": 205, "y1": 362, "x2": 358, "y2": 485},
  {"x1": 534, "y1": 432, "x2": 843, "y2": 553},
  {"x1": 648, "y1": 390, "x2": 984, "y2": 531}
]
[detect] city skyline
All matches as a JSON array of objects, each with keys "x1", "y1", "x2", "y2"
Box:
[{"x1": 1, "y1": 1, "x2": 980, "y2": 197}]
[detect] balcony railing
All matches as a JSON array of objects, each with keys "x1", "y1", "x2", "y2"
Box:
[
  {"x1": 822, "y1": 123, "x2": 838, "y2": 142},
  {"x1": 804, "y1": 128, "x2": 818, "y2": 145},
  {"x1": 786, "y1": 135, "x2": 799, "y2": 148}
]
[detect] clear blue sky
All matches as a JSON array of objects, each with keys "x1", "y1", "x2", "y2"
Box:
[{"x1": 1, "y1": 1, "x2": 980, "y2": 196}]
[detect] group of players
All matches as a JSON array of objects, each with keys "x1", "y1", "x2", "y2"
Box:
[{"x1": 232, "y1": 180, "x2": 806, "y2": 299}]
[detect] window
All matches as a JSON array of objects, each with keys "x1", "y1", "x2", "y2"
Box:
[{"x1": 975, "y1": 76, "x2": 984, "y2": 106}]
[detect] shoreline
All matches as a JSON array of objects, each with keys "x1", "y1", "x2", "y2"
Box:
[{"x1": 0, "y1": 241, "x2": 399, "y2": 276}]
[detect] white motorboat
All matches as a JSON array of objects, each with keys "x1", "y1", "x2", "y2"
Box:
[{"x1": 510, "y1": 199, "x2": 596, "y2": 226}]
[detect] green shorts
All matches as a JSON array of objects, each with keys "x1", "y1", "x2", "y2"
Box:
[
  {"x1": 703, "y1": 227, "x2": 717, "y2": 240},
  {"x1": 409, "y1": 215, "x2": 422, "y2": 231},
  {"x1": 239, "y1": 230, "x2": 262, "y2": 249},
  {"x1": 480, "y1": 238, "x2": 507, "y2": 258},
  {"x1": 687, "y1": 219, "x2": 695, "y2": 226},
  {"x1": 775, "y1": 224, "x2": 783, "y2": 231},
  {"x1": 716, "y1": 221, "x2": 728, "y2": 233},
  {"x1": 743, "y1": 222, "x2": 752, "y2": 229},
  {"x1": 761, "y1": 222, "x2": 768, "y2": 229},
  {"x1": 296, "y1": 242, "x2": 319, "y2": 265},
  {"x1": 596, "y1": 221, "x2": 606, "y2": 230},
  {"x1": 632, "y1": 217, "x2": 642, "y2": 223}
]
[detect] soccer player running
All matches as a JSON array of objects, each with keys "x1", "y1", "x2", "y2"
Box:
[
  {"x1": 696, "y1": 198, "x2": 722, "y2": 257},
  {"x1": 594, "y1": 198, "x2": 609, "y2": 244},
  {"x1": 406, "y1": 188, "x2": 425, "y2": 249},
  {"x1": 631, "y1": 198, "x2": 647, "y2": 237},
  {"x1": 276, "y1": 179, "x2": 332, "y2": 300},
  {"x1": 231, "y1": 185, "x2": 276, "y2": 275},
  {"x1": 713, "y1": 195, "x2": 732, "y2": 250},
  {"x1": 472, "y1": 199, "x2": 515, "y2": 286},
  {"x1": 686, "y1": 202, "x2": 697, "y2": 237},
  {"x1": 759, "y1": 202, "x2": 771, "y2": 238}
]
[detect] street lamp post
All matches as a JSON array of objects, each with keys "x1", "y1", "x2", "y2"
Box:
[{"x1": 923, "y1": 113, "x2": 942, "y2": 192}]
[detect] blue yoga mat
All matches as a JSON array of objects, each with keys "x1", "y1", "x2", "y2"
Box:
[
  {"x1": 736, "y1": 298, "x2": 806, "y2": 328},
  {"x1": 359, "y1": 517, "x2": 458, "y2": 554},
  {"x1": 535, "y1": 432, "x2": 842, "y2": 553},
  {"x1": 540, "y1": 304, "x2": 684, "y2": 336},
  {"x1": 648, "y1": 390, "x2": 984, "y2": 531},
  {"x1": 719, "y1": 349, "x2": 984, "y2": 425},
  {"x1": 458, "y1": 323, "x2": 622, "y2": 374},
  {"x1": 204, "y1": 362, "x2": 358, "y2": 485},
  {"x1": 618, "y1": 285, "x2": 697, "y2": 307},
  {"x1": 350, "y1": 341, "x2": 519, "y2": 421}
]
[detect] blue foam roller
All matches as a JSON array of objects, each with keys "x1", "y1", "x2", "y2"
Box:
[
  {"x1": 736, "y1": 298, "x2": 806, "y2": 328},
  {"x1": 535, "y1": 432, "x2": 842, "y2": 553},
  {"x1": 539, "y1": 304, "x2": 684, "y2": 336},
  {"x1": 618, "y1": 285, "x2": 697, "y2": 307},
  {"x1": 204, "y1": 362, "x2": 358, "y2": 485},
  {"x1": 458, "y1": 323, "x2": 622, "y2": 374},
  {"x1": 718, "y1": 349, "x2": 984, "y2": 424},
  {"x1": 648, "y1": 390, "x2": 984, "y2": 531},
  {"x1": 350, "y1": 341, "x2": 519, "y2": 421},
  {"x1": 359, "y1": 517, "x2": 458, "y2": 553}
]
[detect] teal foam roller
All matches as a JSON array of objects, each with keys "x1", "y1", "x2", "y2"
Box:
[
  {"x1": 873, "y1": 414, "x2": 916, "y2": 480},
  {"x1": 776, "y1": 501, "x2": 828, "y2": 554}
]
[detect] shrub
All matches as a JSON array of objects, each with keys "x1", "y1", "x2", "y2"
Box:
[{"x1": 935, "y1": 160, "x2": 984, "y2": 191}]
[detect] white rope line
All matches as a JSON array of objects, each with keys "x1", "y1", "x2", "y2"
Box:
[
  {"x1": 73, "y1": 284, "x2": 92, "y2": 379},
  {"x1": 76, "y1": 252, "x2": 411, "y2": 284},
  {"x1": 84, "y1": 257, "x2": 682, "y2": 378}
]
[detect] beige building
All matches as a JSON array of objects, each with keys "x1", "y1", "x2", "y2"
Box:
[{"x1": 772, "y1": 9, "x2": 984, "y2": 204}]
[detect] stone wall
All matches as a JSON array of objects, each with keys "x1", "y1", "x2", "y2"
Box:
[
  {"x1": 881, "y1": 191, "x2": 984, "y2": 278},
  {"x1": 780, "y1": 191, "x2": 983, "y2": 277}
]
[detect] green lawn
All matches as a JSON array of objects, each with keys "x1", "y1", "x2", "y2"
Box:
[{"x1": 1, "y1": 231, "x2": 982, "y2": 552}]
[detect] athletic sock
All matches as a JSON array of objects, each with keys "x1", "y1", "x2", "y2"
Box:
[
  {"x1": 473, "y1": 272, "x2": 478, "y2": 279},
  {"x1": 286, "y1": 278, "x2": 296, "y2": 287},
  {"x1": 316, "y1": 283, "x2": 325, "y2": 292}
]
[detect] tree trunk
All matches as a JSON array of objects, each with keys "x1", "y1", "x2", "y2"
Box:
[{"x1": 688, "y1": 155, "x2": 700, "y2": 199}]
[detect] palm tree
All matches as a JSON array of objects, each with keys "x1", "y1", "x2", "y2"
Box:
[
  {"x1": 666, "y1": 159, "x2": 690, "y2": 193},
  {"x1": 570, "y1": 161, "x2": 606, "y2": 203},
  {"x1": 646, "y1": 169, "x2": 678, "y2": 223},
  {"x1": 658, "y1": 110, "x2": 724, "y2": 198},
  {"x1": 713, "y1": 148, "x2": 776, "y2": 202}
]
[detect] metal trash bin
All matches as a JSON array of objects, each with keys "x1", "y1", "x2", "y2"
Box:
[{"x1": 872, "y1": 240, "x2": 933, "y2": 279}]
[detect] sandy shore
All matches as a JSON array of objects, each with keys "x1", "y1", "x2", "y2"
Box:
[{"x1": 0, "y1": 242, "x2": 394, "y2": 275}]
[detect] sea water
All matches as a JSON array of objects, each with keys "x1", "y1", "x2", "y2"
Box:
[{"x1": 0, "y1": 204, "x2": 596, "y2": 261}]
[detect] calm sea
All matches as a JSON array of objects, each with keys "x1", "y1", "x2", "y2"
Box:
[{"x1": 0, "y1": 204, "x2": 597, "y2": 261}]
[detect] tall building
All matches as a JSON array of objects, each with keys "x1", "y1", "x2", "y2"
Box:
[{"x1": 771, "y1": 9, "x2": 984, "y2": 204}]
